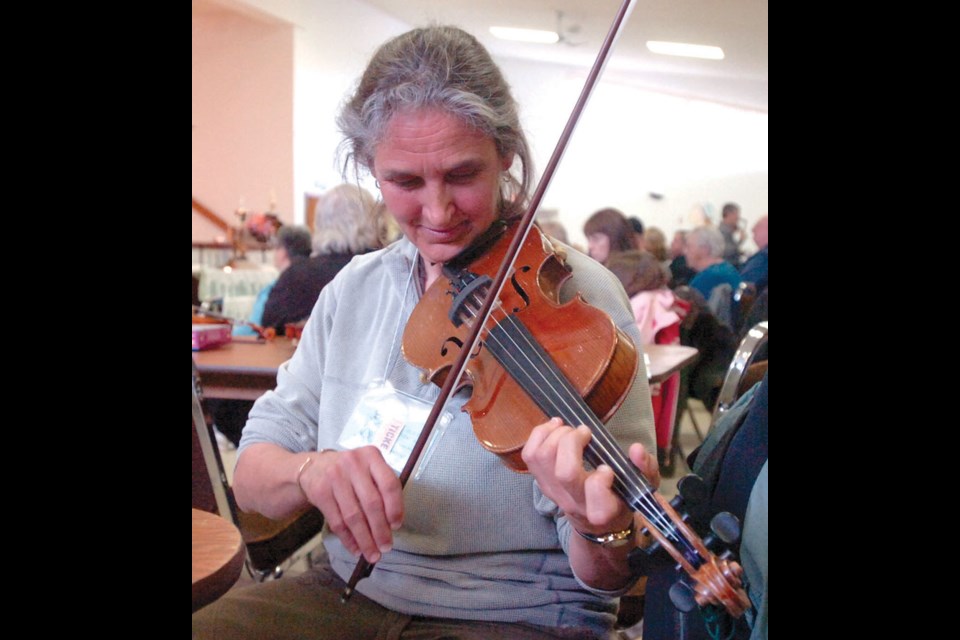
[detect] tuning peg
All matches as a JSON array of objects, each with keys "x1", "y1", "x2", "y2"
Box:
[
  {"x1": 710, "y1": 512, "x2": 741, "y2": 546},
  {"x1": 669, "y1": 580, "x2": 698, "y2": 613},
  {"x1": 701, "y1": 512, "x2": 741, "y2": 553},
  {"x1": 673, "y1": 474, "x2": 709, "y2": 509}
]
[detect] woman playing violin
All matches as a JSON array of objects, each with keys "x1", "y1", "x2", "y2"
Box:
[{"x1": 194, "y1": 25, "x2": 658, "y2": 640}]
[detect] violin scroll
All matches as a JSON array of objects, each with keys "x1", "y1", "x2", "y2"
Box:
[{"x1": 628, "y1": 474, "x2": 752, "y2": 618}]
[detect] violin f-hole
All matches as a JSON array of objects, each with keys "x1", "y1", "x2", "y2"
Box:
[{"x1": 508, "y1": 265, "x2": 532, "y2": 313}]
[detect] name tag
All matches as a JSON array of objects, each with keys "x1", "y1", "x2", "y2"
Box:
[{"x1": 337, "y1": 382, "x2": 434, "y2": 475}]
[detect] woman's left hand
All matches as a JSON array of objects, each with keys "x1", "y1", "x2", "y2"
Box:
[{"x1": 521, "y1": 418, "x2": 659, "y2": 535}]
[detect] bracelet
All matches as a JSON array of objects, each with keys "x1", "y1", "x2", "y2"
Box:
[
  {"x1": 296, "y1": 456, "x2": 314, "y2": 497},
  {"x1": 575, "y1": 519, "x2": 636, "y2": 548}
]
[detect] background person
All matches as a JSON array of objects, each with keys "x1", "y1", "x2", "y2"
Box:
[
  {"x1": 260, "y1": 183, "x2": 383, "y2": 333},
  {"x1": 668, "y1": 229, "x2": 696, "y2": 287},
  {"x1": 739, "y1": 214, "x2": 768, "y2": 295},
  {"x1": 209, "y1": 224, "x2": 313, "y2": 449},
  {"x1": 685, "y1": 225, "x2": 743, "y2": 304},
  {"x1": 232, "y1": 224, "x2": 313, "y2": 337},
  {"x1": 583, "y1": 207, "x2": 637, "y2": 265},
  {"x1": 605, "y1": 249, "x2": 688, "y2": 469},
  {"x1": 717, "y1": 202, "x2": 745, "y2": 266}
]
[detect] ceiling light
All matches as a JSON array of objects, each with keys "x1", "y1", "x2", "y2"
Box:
[
  {"x1": 646, "y1": 41, "x2": 724, "y2": 60},
  {"x1": 490, "y1": 26, "x2": 560, "y2": 44}
]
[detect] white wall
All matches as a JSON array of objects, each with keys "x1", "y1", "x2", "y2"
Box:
[{"x1": 193, "y1": 0, "x2": 768, "y2": 254}]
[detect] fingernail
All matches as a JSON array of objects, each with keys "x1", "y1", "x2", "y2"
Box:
[{"x1": 379, "y1": 543, "x2": 392, "y2": 554}]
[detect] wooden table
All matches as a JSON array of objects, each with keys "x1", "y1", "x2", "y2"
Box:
[
  {"x1": 644, "y1": 344, "x2": 699, "y2": 384},
  {"x1": 194, "y1": 337, "x2": 696, "y2": 400},
  {"x1": 193, "y1": 337, "x2": 298, "y2": 400},
  {"x1": 192, "y1": 508, "x2": 246, "y2": 612}
]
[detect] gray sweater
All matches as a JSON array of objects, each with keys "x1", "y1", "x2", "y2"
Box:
[{"x1": 239, "y1": 235, "x2": 656, "y2": 638}]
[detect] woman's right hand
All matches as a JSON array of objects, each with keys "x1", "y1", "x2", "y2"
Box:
[{"x1": 299, "y1": 447, "x2": 404, "y2": 563}]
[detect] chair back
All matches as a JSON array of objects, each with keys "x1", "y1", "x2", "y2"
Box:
[
  {"x1": 192, "y1": 357, "x2": 326, "y2": 580},
  {"x1": 193, "y1": 359, "x2": 234, "y2": 518},
  {"x1": 732, "y1": 281, "x2": 758, "y2": 334},
  {"x1": 706, "y1": 282, "x2": 734, "y2": 328},
  {"x1": 712, "y1": 321, "x2": 768, "y2": 422}
]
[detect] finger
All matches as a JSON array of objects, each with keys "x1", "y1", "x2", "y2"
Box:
[
  {"x1": 316, "y1": 463, "x2": 362, "y2": 557},
  {"x1": 371, "y1": 458, "x2": 404, "y2": 532},
  {"x1": 522, "y1": 417, "x2": 564, "y2": 461},
  {"x1": 553, "y1": 425, "x2": 593, "y2": 484},
  {"x1": 339, "y1": 447, "x2": 399, "y2": 562},
  {"x1": 630, "y1": 442, "x2": 660, "y2": 490},
  {"x1": 330, "y1": 471, "x2": 379, "y2": 561},
  {"x1": 582, "y1": 464, "x2": 627, "y2": 527}
]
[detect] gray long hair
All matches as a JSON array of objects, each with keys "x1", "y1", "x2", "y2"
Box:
[
  {"x1": 312, "y1": 183, "x2": 381, "y2": 255},
  {"x1": 336, "y1": 25, "x2": 533, "y2": 220}
]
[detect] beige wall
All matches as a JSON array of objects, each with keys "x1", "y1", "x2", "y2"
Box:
[{"x1": 192, "y1": 9, "x2": 294, "y2": 241}]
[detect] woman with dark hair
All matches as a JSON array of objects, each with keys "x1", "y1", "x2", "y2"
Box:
[{"x1": 583, "y1": 207, "x2": 637, "y2": 264}]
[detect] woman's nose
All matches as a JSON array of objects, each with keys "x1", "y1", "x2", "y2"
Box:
[{"x1": 421, "y1": 183, "x2": 454, "y2": 224}]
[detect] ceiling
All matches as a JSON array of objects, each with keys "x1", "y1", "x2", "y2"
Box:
[
  {"x1": 193, "y1": 0, "x2": 767, "y2": 112},
  {"x1": 362, "y1": 0, "x2": 768, "y2": 113}
]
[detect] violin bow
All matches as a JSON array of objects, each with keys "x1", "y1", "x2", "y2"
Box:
[{"x1": 341, "y1": 0, "x2": 639, "y2": 601}]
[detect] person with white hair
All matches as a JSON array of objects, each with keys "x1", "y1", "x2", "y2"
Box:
[
  {"x1": 685, "y1": 224, "x2": 743, "y2": 302},
  {"x1": 260, "y1": 183, "x2": 383, "y2": 332}
]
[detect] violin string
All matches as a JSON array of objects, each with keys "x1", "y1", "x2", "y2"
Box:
[
  {"x1": 458, "y1": 289, "x2": 663, "y2": 525},
  {"x1": 459, "y1": 289, "x2": 686, "y2": 548},
  {"x1": 489, "y1": 311, "x2": 682, "y2": 544}
]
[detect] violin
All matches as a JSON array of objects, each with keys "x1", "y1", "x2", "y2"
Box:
[
  {"x1": 402, "y1": 221, "x2": 751, "y2": 618},
  {"x1": 403, "y1": 219, "x2": 638, "y2": 473}
]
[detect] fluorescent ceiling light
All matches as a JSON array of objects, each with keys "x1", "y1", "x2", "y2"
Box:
[
  {"x1": 646, "y1": 41, "x2": 724, "y2": 60},
  {"x1": 489, "y1": 26, "x2": 560, "y2": 44}
]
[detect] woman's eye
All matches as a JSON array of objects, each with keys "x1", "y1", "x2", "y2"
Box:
[
  {"x1": 447, "y1": 171, "x2": 477, "y2": 184},
  {"x1": 391, "y1": 177, "x2": 422, "y2": 190}
]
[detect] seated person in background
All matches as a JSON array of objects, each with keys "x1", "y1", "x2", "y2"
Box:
[
  {"x1": 210, "y1": 225, "x2": 313, "y2": 448},
  {"x1": 739, "y1": 214, "x2": 768, "y2": 295},
  {"x1": 583, "y1": 207, "x2": 638, "y2": 265},
  {"x1": 668, "y1": 230, "x2": 697, "y2": 287},
  {"x1": 672, "y1": 286, "x2": 738, "y2": 412},
  {"x1": 685, "y1": 225, "x2": 743, "y2": 303},
  {"x1": 606, "y1": 249, "x2": 688, "y2": 469},
  {"x1": 232, "y1": 225, "x2": 313, "y2": 337},
  {"x1": 643, "y1": 226, "x2": 671, "y2": 274},
  {"x1": 260, "y1": 183, "x2": 383, "y2": 333},
  {"x1": 642, "y1": 372, "x2": 768, "y2": 640}
]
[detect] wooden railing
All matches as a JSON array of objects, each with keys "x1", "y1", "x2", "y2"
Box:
[
  {"x1": 192, "y1": 197, "x2": 231, "y2": 232},
  {"x1": 193, "y1": 197, "x2": 277, "y2": 267}
]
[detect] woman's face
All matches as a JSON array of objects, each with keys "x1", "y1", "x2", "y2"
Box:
[
  {"x1": 372, "y1": 108, "x2": 512, "y2": 268},
  {"x1": 587, "y1": 233, "x2": 612, "y2": 264}
]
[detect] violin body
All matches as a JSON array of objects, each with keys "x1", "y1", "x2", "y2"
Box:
[{"x1": 402, "y1": 223, "x2": 638, "y2": 472}]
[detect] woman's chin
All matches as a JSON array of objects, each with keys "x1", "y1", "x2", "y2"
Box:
[{"x1": 420, "y1": 245, "x2": 466, "y2": 265}]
